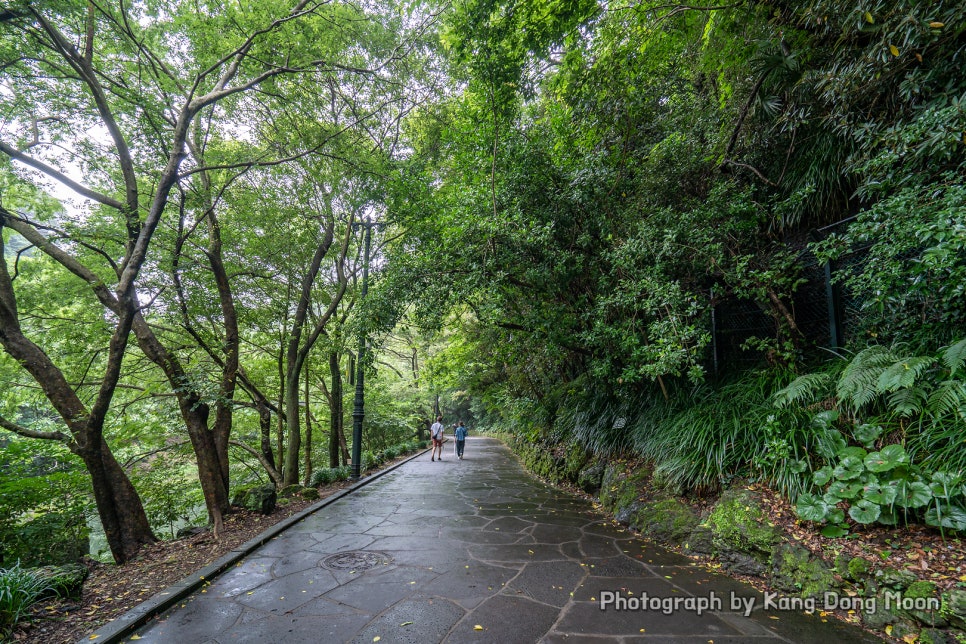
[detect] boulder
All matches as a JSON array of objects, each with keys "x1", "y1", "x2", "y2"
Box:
[
  {"x1": 875, "y1": 566, "x2": 917, "y2": 590},
  {"x1": 919, "y1": 627, "x2": 952, "y2": 644},
  {"x1": 231, "y1": 484, "x2": 277, "y2": 514},
  {"x1": 176, "y1": 526, "x2": 207, "y2": 539},
  {"x1": 31, "y1": 563, "x2": 88, "y2": 599},
  {"x1": 847, "y1": 556, "x2": 872, "y2": 581},
  {"x1": 577, "y1": 462, "x2": 606, "y2": 494},
  {"x1": 945, "y1": 589, "x2": 966, "y2": 630},
  {"x1": 861, "y1": 591, "x2": 900, "y2": 630},
  {"x1": 279, "y1": 484, "x2": 302, "y2": 498},
  {"x1": 630, "y1": 498, "x2": 700, "y2": 545},
  {"x1": 684, "y1": 523, "x2": 715, "y2": 556},
  {"x1": 614, "y1": 502, "x2": 643, "y2": 525},
  {"x1": 769, "y1": 544, "x2": 835, "y2": 599},
  {"x1": 901, "y1": 580, "x2": 946, "y2": 627},
  {"x1": 300, "y1": 487, "x2": 320, "y2": 500},
  {"x1": 705, "y1": 487, "x2": 780, "y2": 573}
]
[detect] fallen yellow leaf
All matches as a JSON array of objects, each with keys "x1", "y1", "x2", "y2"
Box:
[
  {"x1": 929, "y1": 21, "x2": 944, "y2": 28},
  {"x1": 889, "y1": 44, "x2": 899, "y2": 56},
  {"x1": 400, "y1": 621, "x2": 413, "y2": 626},
  {"x1": 474, "y1": 625, "x2": 484, "y2": 631}
]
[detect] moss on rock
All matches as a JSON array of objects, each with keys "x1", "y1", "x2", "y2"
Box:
[
  {"x1": 707, "y1": 488, "x2": 779, "y2": 558},
  {"x1": 900, "y1": 581, "x2": 946, "y2": 627},
  {"x1": 944, "y1": 589, "x2": 966, "y2": 630},
  {"x1": 848, "y1": 556, "x2": 872, "y2": 581},
  {"x1": 684, "y1": 523, "x2": 715, "y2": 556},
  {"x1": 631, "y1": 498, "x2": 700, "y2": 545},
  {"x1": 876, "y1": 567, "x2": 918, "y2": 590},
  {"x1": 862, "y1": 591, "x2": 901, "y2": 630},
  {"x1": 599, "y1": 465, "x2": 651, "y2": 515},
  {"x1": 769, "y1": 544, "x2": 836, "y2": 599}
]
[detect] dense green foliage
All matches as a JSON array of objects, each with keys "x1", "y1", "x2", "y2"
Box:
[
  {"x1": 1, "y1": 0, "x2": 964, "y2": 570},
  {"x1": 385, "y1": 0, "x2": 966, "y2": 529}
]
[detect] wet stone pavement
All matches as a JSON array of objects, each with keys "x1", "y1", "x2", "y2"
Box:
[{"x1": 128, "y1": 437, "x2": 882, "y2": 643}]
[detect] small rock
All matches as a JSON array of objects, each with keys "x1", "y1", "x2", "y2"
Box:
[
  {"x1": 943, "y1": 589, "x2": 966, "y2": 630},
  {"x1": 577, "y1": 462, "x2": 606, "y2": 494},
  {"x1": 875, "y1": 567, "x2": 917, "y2": 590},
  {"x1": 30, "y1": 563, "x2": 88, "y2": 599}
]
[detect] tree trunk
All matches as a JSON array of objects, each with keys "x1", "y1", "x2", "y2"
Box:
[
  {"x1": 303, "y1": 360, "x2": 313, "y2": 486},
  {"x1": 329, "y1": 351, "x2": 343, "y2": 468},
  {"x1": 130, "y1": 313, "x2": 230, "y2": 533},
  {"x1": 258, "y1": 400, "x2": 276, "y2": 470},
  {"x1": 76, "y1": 436, "x2": 157, "y2": 563},
  {"x1": 283, "y1": 365, "x2": 303, "y2": 485},
  {"x1": 0, "y1": 231, "x2": 155, "y2": 563}
]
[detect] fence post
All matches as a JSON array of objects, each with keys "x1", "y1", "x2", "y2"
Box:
[{"x1": 825, "y1": 261, "x2": 843, "y2": 350}]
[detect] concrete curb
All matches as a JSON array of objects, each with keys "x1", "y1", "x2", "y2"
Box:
[{"x1": 79, "y1": 448, "x2": 429, "y2": 644}]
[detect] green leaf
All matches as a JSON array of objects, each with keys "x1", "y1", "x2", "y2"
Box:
[
  {"x1": 849, "y1": 499, "x2": 882, "y2": 524},
  {"x1": 942, "y1": 338, "x2": 966, "y2": 377},
  {"x1": 821, "y1": 524, "x2": 849, "y2": 538},
  {"x1": 895, "y1": 481, "x2": 932, "y2": 508},
  {"x1": 864, "y1": 445, "x2": 908, "y2": 472},
  {"x1": 929, "y1": 472, "x2": 961, "y2": 498},
  {"x1": 837, "y1": 446, "x2": 868, "y2": 460},
  {"x1": 813, "y1": 466, "x2": 834, "y2": 487},
  {"x1": 863, "y1": 481, "x2": 898, "y2": 505},
  {"x1": 796, "y1": 493, "x2": 831, "y2": 522},
  {"x1": 925, "y1": 504, "x2": 966, "y2": 531},
  {"x1": 852, "y1": 424, "x2": 882, "y2": 448},
  {"x1": 833, "y1": 456, "x2": 865, "y2": 480},
  {"x1": 877, "y1": 510, "x2": 898, "y2": 526},
  {"x1": 876, "y1": 356, "x2": 933, "y2": 392},
  {"x1": 828, "y1": 480, "x2": 862, "y2": 500}
]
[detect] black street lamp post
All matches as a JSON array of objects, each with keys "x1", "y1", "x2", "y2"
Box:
[{"x1": 350, "y1": 217, "x2": 381, "y2": 479}]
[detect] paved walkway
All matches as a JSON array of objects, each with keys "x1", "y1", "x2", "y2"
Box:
[{"x1": 128, "y1": 437, "x2": 881, "y2": 643}]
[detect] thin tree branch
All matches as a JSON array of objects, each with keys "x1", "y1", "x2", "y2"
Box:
[{"x1": 0, "y1": 413, "x2": 70, "y2": 441}]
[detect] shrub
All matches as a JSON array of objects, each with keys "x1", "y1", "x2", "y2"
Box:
[
  {"x1": 0, "y1": 562, "x2": 54, "y2": 637},
  {"x1": 309, "y1": 468, "x2": 335, "y2": 486},
  {"x1": 362, "y1": 451, "x2": 381, "y2": 471}
]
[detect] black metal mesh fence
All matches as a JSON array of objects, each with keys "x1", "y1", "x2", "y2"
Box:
[{"x1": 710, "y1": 217, "x2": 870, "y2": 376}]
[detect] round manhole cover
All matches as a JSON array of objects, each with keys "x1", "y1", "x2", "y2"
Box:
[{"x1": 321, "y1": 550, "x2": 392, "y2": 571}]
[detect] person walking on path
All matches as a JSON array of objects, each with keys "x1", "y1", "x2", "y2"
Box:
[
  {"x1": 430, "y1": 415, "x2": 444, "y2": 461},
  {"x1": 454, "y1": 420, "x2": 468, "y2": 460}
]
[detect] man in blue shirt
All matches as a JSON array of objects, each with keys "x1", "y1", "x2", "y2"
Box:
[{"x1": 454, "y1": 420, "x2": 468, "y2": 460}]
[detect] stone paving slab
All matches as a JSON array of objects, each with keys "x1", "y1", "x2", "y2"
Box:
[{"x1": 97, "y1": 437, "x2": 883, "y2": 643}]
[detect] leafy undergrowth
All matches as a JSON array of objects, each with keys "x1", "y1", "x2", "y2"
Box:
[{"x1": 10, "y1": 454, "x2": 419, "y2": 643}]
